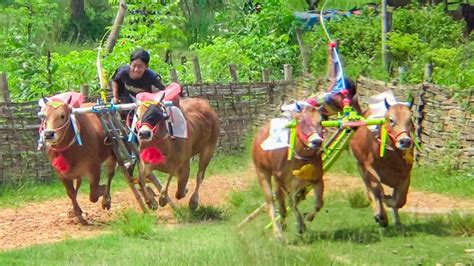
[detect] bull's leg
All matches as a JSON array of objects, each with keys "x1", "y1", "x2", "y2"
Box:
[
  {"x1": 189, "y1": 147, "x2": 214, "y2": 210},
  {"x1": 362, "y1": 165, "x2": 388, "y2": 227},
  {"x1": 384, "y1": 176, "x2": 410, "y2": 229},
  {"x1": 288, "y1": 191, "x2": 306, "y2": 235},
  {"x1": 159, "y1": 174, "x2": 173, "y2": 207},
  {"x1": 176, "y1": 160, "x2": 190, "y2": 201},
  {"x1": 256, "y1": 168, "x2": 282, "y2": 239},
  {"x1": 306, "y1": 180, "x2": 324, "y2": 222},
  {"x1": 101, "y1": 157, "x2": 116, "y2": 210},
  {"x1": 274, "y1": 182, "x2": 288, "y2": 230},
  {"x1": 138, "y1": 165, "x2": 158, "y2": 210},
  {"x1": 88, "y1": 166, "x2": 105, "y2": 203},
  {"x1": 61, "y1": 178, "x2": 87, "y2": 225}
]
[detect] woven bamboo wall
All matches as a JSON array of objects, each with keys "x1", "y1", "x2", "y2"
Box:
[
  {"x1": 0, "y1": 102, "x2": 52, "y2": 184},
  {"x1": 0, "y1": 76, "x2": 471, "y2": 184}
]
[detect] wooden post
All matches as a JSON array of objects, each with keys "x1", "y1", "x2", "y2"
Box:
[
  {"x1": 381, "y1": 0, "x2": 391, "y2": 72},
  {"x1": 170, "y1": 68, "x2": 179, "y2": 83},
  {"x1": 80, "y1": 84, "x2": 89, "y2": 101},
  {"x1": 106, "y1": 0, "x2": 127, "y2": 54},
  {"x1": 0, "y1": 73, "x2": 11, "y2": 103},
  {"x1": 229, "y1": 64, "x2": 238, "y2": 83},
  {"x1": 283, "y1": 64, "x2": 292, "y2": 82},
  {"x1": 262, "y1": 68, "x2": 271, "y2": 82},
  {"x1": 424, "y1": 63, "x2": 433, "y2": 82},
  {"x1": 192, "y1": 57, "x2": 202, "y2": 84},
  {"x1": 295, "y1": 28, "x2": 310, "y2": 74}
]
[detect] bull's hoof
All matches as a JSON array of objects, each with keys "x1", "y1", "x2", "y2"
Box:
[
  {"x1": 77, "y1": 216, "x2": 89, "y2": 225},
  {"x1": 175, "y1": 188, "x2": 188, "y2": 200},
  {"x1": 189, "y1": 195, "x2": 199, "y2": 211},
  {"x1": 147, "y1": 200, "x2": 158, "y2": 210},
  {"x1": 375, "y1": 215, "x2": 389, "y2": 227},
  {"x1": 67, "y1": 209, "x2": 76, "y2": 218},
  {"x1": 279, "y1": 220, "x2": 287, "y2": 231},
  {"x1": 101, "y1": 195, "x2": 111, "y2": 210},
  {"x1": 305, "y1": 212, "x2": 316, "y2": 222},
  {"x1": 296, "y1": 223, "x2": 306, "y2": 235},
  {"x1": 159, "y1": 196, "x2": 168, "y2": 207}
]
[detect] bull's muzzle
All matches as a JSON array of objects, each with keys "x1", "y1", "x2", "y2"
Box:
[
  {"x1": 397, "y1": 137, "x2": 413, "y2": 150},
  {"x1": 138, "y1": 129, "x2": 153, "y2": 141},
  {"x1": 307, "y1": 133, "x2": 323, "y2": 149},
  {"x1": 43, "y1": 130, "x2": 56, "y2": 141}
]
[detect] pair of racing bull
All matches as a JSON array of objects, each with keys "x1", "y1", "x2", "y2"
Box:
[
  {"x1": 252, "y1": 92, "x2": 416, "y2": 239},
  {"x1": 38, "y1": 84, "x2": 219, "y2": 224}
]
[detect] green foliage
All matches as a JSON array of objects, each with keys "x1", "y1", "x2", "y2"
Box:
[
  {"x1": 113, "y1": 210, "x2": 156, "y2": 238},
  {"x1": 345, "y1": 189, "x2": 370, "y2": 209}
]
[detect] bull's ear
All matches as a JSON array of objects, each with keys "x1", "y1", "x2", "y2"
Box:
[
  {"x1": 39, "y1": 97, "x2": 49, "y2": 107},
  {"x1": 158, "y1": 91, "x2": 166, "y2": 103},
  {"x1": 406, "y1": 94, "x2": 414, "y2": 109},
  {"x1": 384, "y1": 97, "x2": 391, "y2": 109}
]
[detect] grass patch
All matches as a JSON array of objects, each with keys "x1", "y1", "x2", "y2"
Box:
[
  {"x1": 345, "y1": 189, "x2": 370, "y2": 209},
  {"x1": 112, "y1": 209, "x2": 156, "y2": 238},
  {"x1": 173, "y1": 205, "x2": 227, "y2": 223},
  {"x1": 1, "y1": 184, "x2": 473, "y2": 265},
  {"x1": 411, "y1": 166, "x2": 474, "y2": 199},
  {"x1": 0, "y1": 171, "x2": 130, "y2": 209}
]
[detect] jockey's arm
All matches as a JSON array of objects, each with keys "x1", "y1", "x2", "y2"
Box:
[{"x1": 112, "y1": 80, "x2": 120, "y2": 104}]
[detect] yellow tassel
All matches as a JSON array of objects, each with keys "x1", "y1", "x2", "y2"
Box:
[
  {"x1": 292, "y1": 164, "x2": 316, "y2": 181},
  {"x1": 403, "y1": 151, "x2": 414, "y2": 164}
]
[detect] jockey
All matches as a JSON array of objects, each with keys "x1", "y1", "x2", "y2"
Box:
[
  {"x1": 111, "y1": 48, "x2": 166, "y2": 104},
  {"x1": 307, "y1": 41, "x2": 361, "y2": 117}
]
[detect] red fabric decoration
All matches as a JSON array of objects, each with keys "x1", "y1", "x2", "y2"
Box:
[
  {"x1": 52, "y1": 154, "x2": 69, "y2": 173},
  {"x1": 306, "y1": 98, "x2": 318, "y2": 107},
  {"x1": 140, "y1": 147, "x2": 166, "y2": 165}
]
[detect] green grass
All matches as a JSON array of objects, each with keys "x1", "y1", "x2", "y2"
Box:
[
  {"x1": 326, "y1": 149, "x2": 474, "y2": 200},
  {"x1": 411, "y1": 166, "x2": 474, "y2": 199},
  {"x1": 0, "y1": 183, "x2": 473, "y2": 265},
  {"x1": 173, "y1": 205, "x2": 228, "y2": 223},
  {"x1": 0, "y1": 148, "x2": 251, "y2": 209},
  {"x1": 0, "y1": 172, "x2": 130, "y2": 209}
]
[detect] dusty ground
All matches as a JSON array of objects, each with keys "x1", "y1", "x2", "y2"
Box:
[{"x1": 0, "y1": 169, "x2": 473, "y2": 252}]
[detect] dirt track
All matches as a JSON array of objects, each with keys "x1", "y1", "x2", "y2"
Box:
[{"x1": 0, "y1": 170, "x2": 473, "y2": 251}]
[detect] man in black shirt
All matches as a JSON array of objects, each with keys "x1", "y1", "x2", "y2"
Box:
[{"x1": 112, "y1": 49, "x2": 166, "y2": 104}]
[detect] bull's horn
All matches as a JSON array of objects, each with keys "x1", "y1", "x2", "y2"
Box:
[
  {"x1": 158, "y1": 91, "x2": 166, "y2": 103},
  {"x1": 384, "y1": 98, "x2": 391, "y2": 109},
  {"x1": 66, "y1": 95, "x2": 72, "y2": 106}
]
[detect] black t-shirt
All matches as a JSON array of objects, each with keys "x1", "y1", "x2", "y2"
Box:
[{"x1": 112, "y1": 65, "x2": 165, "y2": 102}]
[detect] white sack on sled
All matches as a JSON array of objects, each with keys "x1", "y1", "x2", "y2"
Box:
[{"x1": 260, "y1": 118, "x2": 290, "y2": 151}]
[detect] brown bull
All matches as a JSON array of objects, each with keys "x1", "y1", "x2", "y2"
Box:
[
  {"x1": 40, "y1": 94, "x2": 116, "y2": 224},
  {"x1": 252, "y1": 106, "x2": 324, "y2": 239},
  {"x1": 349, "y1": 99, "x2": 415, "y2": 228},
  {"x1": 135, "y1": 97, "x2": 219, "y2": 210}
]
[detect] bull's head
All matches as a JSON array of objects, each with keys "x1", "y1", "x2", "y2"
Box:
[
  {"x1": 39, "y1": 96, "x2": 73, "y2": 144},
  {"x1": 135, "y1": 102, "x2": 167, "y2": 142},
  {"x1": 296, "y1": 105, "x2": 324, "y2": 149},
  {"x1": 384, "y1": 96, "x2": 414, "y2": 150}
]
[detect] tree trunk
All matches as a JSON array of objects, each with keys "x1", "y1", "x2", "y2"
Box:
[
  {"x1": 106, "y1": 0, "x2": 127, "y2": 54},
  {"x1": 70, "y1": 0, "x2": 86, "y2": 22}
]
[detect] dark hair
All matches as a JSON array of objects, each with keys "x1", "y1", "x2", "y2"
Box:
[{"x1": 130, "y1": 49, "x2": 150, "y2": 65}]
